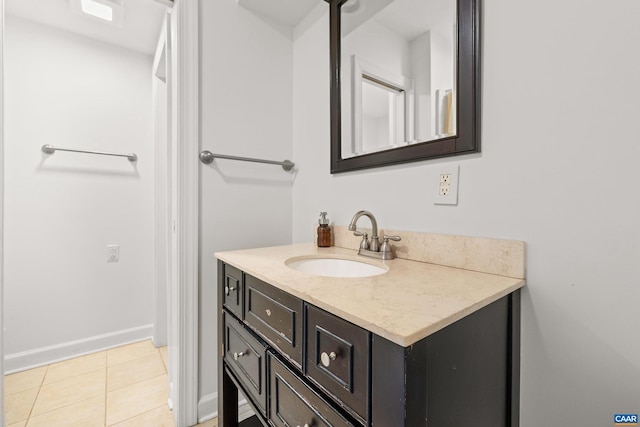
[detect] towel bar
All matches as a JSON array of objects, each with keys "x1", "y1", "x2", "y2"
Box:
[{"x1": 42, "y1": 144, "x2": 138, "y2": 162}]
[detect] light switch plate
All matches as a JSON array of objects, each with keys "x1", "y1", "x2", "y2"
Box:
[
  {"x1": 107, "y1": 244, "x2": 120, "y2": 262},
  {"x1": 434, "y1": 165, "x2": 459, "y2": 205}
]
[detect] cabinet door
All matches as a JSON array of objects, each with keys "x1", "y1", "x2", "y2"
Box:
[
  {"x1": 222, "y1": 264, "x2": 243, "y2": 319},
  {"x1": 244, "y1": 274, "x2": 303, "y2": 368},
  {"x1": 305, "y1": 304, "x2": 370, "y2": 425},
  {"x1": 223, "y1": 312, "x2": 268, "y2": 416},
  {"x1": 269, "y1": 353, "x2": 355, "y2": 427}
]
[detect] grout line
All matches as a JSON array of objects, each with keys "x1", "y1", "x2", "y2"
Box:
[
  {"x1": 24, "y1": 387, "x2": 107, "y2": 420},
  {"x1": 159, "y1": 347, "x2": 168, "y2": 374},
  {"x1": 105, "y1": 373, "x2": 171, "y2": 426},
  {"x1": 36, "y1": 351, "x2": 108, "y2": 388},
  {"x1": 105, "y1": 402, "x2": 172, "y2": 427},
  {"x1": 24, "y1": 364, "x2": 49, "y2": 424},
  {"x1": 7, "y1": 341, "x2": 169, "y2": 427}
]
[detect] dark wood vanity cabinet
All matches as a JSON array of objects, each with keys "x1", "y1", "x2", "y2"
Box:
[
  {"x1": 244, "y1": 274, "x2": 304, "y2": 369},
  {"x1": 222, "y1": 264, "x2": 243, "y2": 319},
  {"x1": 305, "y1": 304, "x2": 369, "y2": 424},
  {"x1": 270, "y1": 353, "x2": 356, "y2": 427},
  {"x1": 217, "y1": 260, "x2": 521, "y2": 427},
  {"x1": 223, "y1": 312, "x2": 268, "y2": 417}
]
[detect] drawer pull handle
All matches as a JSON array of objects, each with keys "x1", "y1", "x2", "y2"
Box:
[
  {"x1": 233, "y1": 351, "x2": 248, "y2": 361},
  {"x1": 320, "y1": 351, "x2": 337, "y2": 367},
  {"x1": 296, "y1": 424, "x2": 310, "y2": 427},
  {"x1": 225, "y1": 285, "x2": 236, "y2": 296}
]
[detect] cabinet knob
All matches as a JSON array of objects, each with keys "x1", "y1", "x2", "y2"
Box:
[
  {"x1": 225, "y1": 285, "x2": 236, "y2": 296},
  {"x1": 233, "y1": 351, "x2": 248, "y2": 361},
  {"x1": 320, "y1": 351, "x2": 337, "y2": 367}
]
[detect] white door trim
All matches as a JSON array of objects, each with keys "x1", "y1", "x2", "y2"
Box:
[
  {"x1": 0, "y1": 0, "x2": 6, "y2": 424},
  {"x1": 173, "y1": 0, "x2": 199, "y2": 426}
]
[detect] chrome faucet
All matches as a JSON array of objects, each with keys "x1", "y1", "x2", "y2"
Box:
[
  {"x1": 348, "y1": 210, "x2": 380, "y2": 251},
  {"x1": 348, "y1": 210, "x2": 401, "y2": 260}
]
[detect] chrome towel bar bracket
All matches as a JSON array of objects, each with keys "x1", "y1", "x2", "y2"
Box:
[
  {"x1": 42, "y1": 144, "x2": 138, "y2": 162},
  {"x1": 199, "y1": 150, "x2": 294, "y2": 172}
]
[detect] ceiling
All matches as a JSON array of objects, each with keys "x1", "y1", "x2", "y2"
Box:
[
  {"x1": 237, "y1": 0, "x2": 319, "y2": 28},
  {"x1": 374, "y1": 0, "x2": 454, "y2": 41},
  {"x1": 5, "y1": 0, "x2": 168, "y2": 55}
]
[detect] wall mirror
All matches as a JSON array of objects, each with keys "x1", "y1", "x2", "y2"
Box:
[{"x1": 327, "y1": 0, "x2": 480, "y2": 173}]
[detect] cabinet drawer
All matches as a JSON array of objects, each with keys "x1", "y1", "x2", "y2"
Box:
[
  {"x1": 244, "y1": 274, "x2": 303, "y2": 368},
  {"x1": 222, "y1": 264, "x2": 243, "y2": 319},
  {"x1": 223, "y1": 312, "x2": 267, "y2": 416},
  {"x1": 269, "y1": 353, "x2": 355, "y2": 427},
  {"x1": 305, "y1": 304, "x2": 370, "y2": 424}
]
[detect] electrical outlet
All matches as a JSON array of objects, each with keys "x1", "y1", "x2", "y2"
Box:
[
  {"x1": 435, "y1": 165, "x2": 459, "y2": 205},
  {"x1": 439, "y1": 174, "x2": 452, "y2": 196},
  {"x1": 107, "y1": 245, "x2": 120, "y2": 262}
]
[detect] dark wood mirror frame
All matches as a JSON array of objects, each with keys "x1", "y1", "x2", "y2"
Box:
[{"x1": 327, "y1": 0, "x2": 481, "y2": 174}]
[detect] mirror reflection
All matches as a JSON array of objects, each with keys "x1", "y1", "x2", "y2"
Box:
[{"x1": 340, "y1": 0, "x2": 457, "y2": 159}]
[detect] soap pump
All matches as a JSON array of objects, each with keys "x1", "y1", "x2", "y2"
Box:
[{"x1": 317, "y1": 212, "x2": 332, "y2": 247}]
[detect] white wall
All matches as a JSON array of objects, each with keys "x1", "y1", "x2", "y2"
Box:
[
  {"x1": 4, "y1": 16, "x2": 156, "y2": 371},
  {"x1": 153, "y1": 22, "x2": 169, "y2": 349},
  {"x1": 198, "y1": 0, "x2": 293, "y2": 419},
  {"x1": 410, "y1": 31, "x2": 432, "y2": 140},
  {"x1": 292, "y1": 2, "x2": 640, "y2": 426}
]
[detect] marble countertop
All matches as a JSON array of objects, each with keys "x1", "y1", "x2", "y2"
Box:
[{"x1": 215, "y1": 243, "x2": 525, "y2": 347}]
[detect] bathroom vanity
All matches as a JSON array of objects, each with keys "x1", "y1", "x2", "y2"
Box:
[{"x1": 216, "y1": 238, "x2": 524, "y2": 427}]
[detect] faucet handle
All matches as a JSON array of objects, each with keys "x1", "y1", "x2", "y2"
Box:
[
  {"x1": 353, "y1": 230, "x2": 370, "y2": 250},
  {"x1": 380, "y1": 235, "x2": 401, "y2": 260}
]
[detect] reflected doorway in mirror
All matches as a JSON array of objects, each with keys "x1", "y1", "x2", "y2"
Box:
[{"x1": 345, "y1": 55, "x2": 413, "y2": 158}]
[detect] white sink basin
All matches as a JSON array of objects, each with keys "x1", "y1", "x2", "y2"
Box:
[{"x1": 285, "y1": 257, "x2": 388, "y2": 278}]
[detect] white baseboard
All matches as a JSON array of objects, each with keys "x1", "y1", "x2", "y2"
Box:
[
  {"x1": 3, "y1": 324, "x2": 153, "y2": 374},
  {"x1": 198, "y1": 393, "x2": 218, "y2": 423},
  {"x1": 198, "y1": 393, "x2": 254, "y2": 424},
  {"x1": 238, "y1": 399, "x2": 255, "y2": 421}
]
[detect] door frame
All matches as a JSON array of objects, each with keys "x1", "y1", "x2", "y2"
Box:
[
  {"x1": 0, "y1": 0, "x2": 5, "y2": 424},
  {"x1": 171, "y1": 0, "x2": 199, "y2": 426}
]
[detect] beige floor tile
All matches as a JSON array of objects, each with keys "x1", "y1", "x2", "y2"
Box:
[
  {"x1": 109, "y1": 405, "x2": 175, "y2": 427},
  {"x1": 107, "y1": 340, "x2": 158, "y2": 367},
  {"x1": 106, "y1": 375, "x2": 168, "y2": 426},
  {"x1": 4, "y1": 366, "x2": 47, "y2": 394},
  {"x1": 8, "y1": 421, "x2": 27, "y2": 427},
  {"x1": 27, "y1": 395, "x2": 105, "y2": 427},
  {"x1": 43, "y1": 351, "x2": 106, "y2": 385},
  {"x1": 159, "y1": 346, "x2": 168, "y2": 371},
  {"x1": 31, "y1": 369, "x2": 106, "y2": 416},
  {"x1": 108, "y1": 353, "x2": 166, "y2": 392},
  {"x1": 5, "y1": 387, "x2": 39, "y2": 424},
  {"x1": 196, "y1": 418, "x2": 218, "y2": 427}
]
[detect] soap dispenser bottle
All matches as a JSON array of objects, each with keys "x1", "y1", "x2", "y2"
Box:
[{"x1": 317, "y1": 212, "x2": 332, "y2": 247}]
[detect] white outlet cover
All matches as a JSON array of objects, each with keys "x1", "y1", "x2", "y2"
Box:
[{"x1": 434, "y1": 165, "x2": 459, "y2": 205}]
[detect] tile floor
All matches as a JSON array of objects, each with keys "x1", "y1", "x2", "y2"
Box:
[{"x1": 4, "y1": 340, "x2": 218, "y2": 427}]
